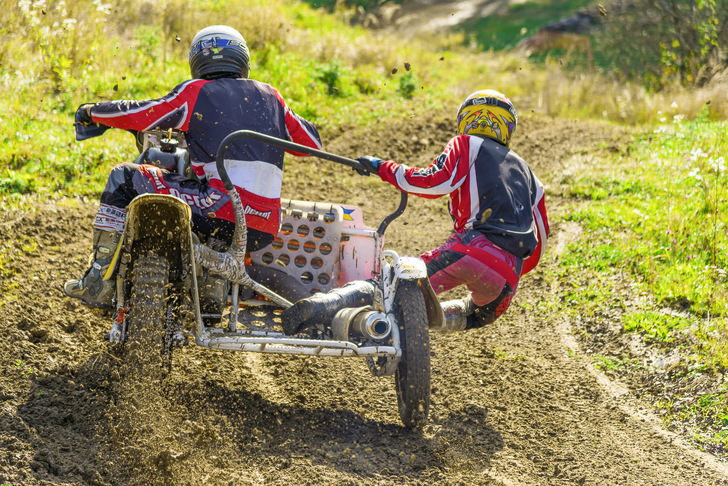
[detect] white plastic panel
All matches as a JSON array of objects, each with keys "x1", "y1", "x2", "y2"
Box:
[
  {"x1": 249, "y1": 199, "x2": 383, "y2": 294},
  {"x1": 338, "y1": 204, "x2": 382, "y2": 285}
]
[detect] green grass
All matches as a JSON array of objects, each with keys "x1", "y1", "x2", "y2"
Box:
[
  {"x1": 564, "y1": 108, "x2": 727, "y2": 321},
  {"x1": 300, "y1": 0, "x2": 381, "y2": 10},
  {"x1": 622, "y1": 312, "x2": 694, "y2": 343},
  {"x1": 461, "y1": 0, "x2": 595, "y2": 51},
  {"x1": 4, "y1": 0, "x2": 727, "y2": 200},
  {"x1": 656, "y1": 388, "x2": 728, "y2": 452},
  {"x1": 0, "y1": 0, "x2": 465, "y2": 197},
  {"x1": 548, "y1": 104, "x2": 728, "y2": 447},
  {"x1": 593, "y1": 354, "x2": 641, "y2": 373}
]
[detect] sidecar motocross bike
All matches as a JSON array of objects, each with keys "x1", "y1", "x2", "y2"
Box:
[{"x1": 76, "y1": 124, "x2": 443, "y2": 428}]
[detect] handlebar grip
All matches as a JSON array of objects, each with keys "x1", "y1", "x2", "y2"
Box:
[{"x1": 74, "y1": 122, "x2": 111, "y2": 141}]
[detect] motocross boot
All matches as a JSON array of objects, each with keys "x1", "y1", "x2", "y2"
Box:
[
  {"x1": 64, "y1": 229, "x2": 122, "y2": 309},
  {"x1": 281, "y1": 280, "x2": 376, "y2": 335},
  {"x1": 435, "y1": 295, "x2": 474, "y2": 333}
]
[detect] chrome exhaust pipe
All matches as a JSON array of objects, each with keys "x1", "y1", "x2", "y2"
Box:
[
  {"x1": 332, "y1": 307, "x2": 392, "y2": 341},
  {"x1": 353, "y1": 310, "x2": 391, "y2": 340}
]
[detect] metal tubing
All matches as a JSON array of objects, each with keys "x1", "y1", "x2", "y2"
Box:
[
  {"x1": 196, "y1": 333, "x2": 399, "y2": 357},
  {"x1": 217, "y1": 130, "x2": 365, "y2": 170},
  {"x1": 376, "y1": 191, "x2": 407, "y2": 236},
  {"x1": 229, "y1": 283, "x2": 240, "y2": 332},
  {"x1": 215, "y1": 130, "x2": 408, "y2": 237}
]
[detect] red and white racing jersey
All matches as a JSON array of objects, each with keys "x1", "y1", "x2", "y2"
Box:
[
  {"x1": 378, "y1": 134, "x2": 549, "y2": 273},
  {"x1": 89, "y1": 77, "x2": 321, "y2": 235}
]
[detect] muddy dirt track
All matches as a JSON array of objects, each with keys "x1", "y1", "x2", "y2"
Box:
[{"x1": 1, "y1": 112, "x2": 727, "y2": 485}]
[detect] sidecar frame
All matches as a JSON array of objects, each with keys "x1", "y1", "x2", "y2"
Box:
[{"x1": 188, "y1": 130, "x2": 443, "y2": 368}]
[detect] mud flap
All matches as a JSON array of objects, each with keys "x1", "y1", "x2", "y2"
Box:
[{"x1": 418, "y1": 277, "x2": 444, "y2": 330}]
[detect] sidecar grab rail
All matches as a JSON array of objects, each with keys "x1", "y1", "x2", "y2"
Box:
[
  {"x1": 216, "y1": 130, "x2": 408, "y2": 237},
  {"x1": 220, "y1": 129, "x2": 365, "y2": 170}
]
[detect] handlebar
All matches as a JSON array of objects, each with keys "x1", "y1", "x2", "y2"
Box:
[{"x1": 218, "y1": 130, "x2": 366, "y2": 171}]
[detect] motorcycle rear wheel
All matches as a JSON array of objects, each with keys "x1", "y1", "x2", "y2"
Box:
[
  {"x1": 393, "y1": 280, "x2": 431, "y2": 428},
  {"x1": 125, "y1": 253, "x2": 172, "y2": 381}
]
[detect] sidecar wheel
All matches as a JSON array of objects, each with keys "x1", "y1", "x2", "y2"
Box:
[
  {"x1": 393, "y1": 280, "x2": 431, "y2": 428},
  {"x1": 125, "y1": 253, "x2": 172, "y2": 381}
]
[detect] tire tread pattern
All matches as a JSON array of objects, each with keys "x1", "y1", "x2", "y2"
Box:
[
  {"x1": 394, "y1": 280, "x2": 431, "y2": 428},
  {"x1": 125, "y1": 253, "x2": 171, "y2": 382}
]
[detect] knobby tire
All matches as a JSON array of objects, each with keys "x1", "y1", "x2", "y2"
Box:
[
  {"x1": 394, "y1": 280, "x2": 431, "y2": 428},
  {"x1": 125, "y1": 253, "x2": 171, "y2": 383}
]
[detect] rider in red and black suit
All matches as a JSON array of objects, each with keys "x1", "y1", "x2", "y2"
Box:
[
  {"x1": 362, "y1": 90, "x2": 548, "y2": 331},
  {"x1": 65, "y1": 25, "x2": 321, "y2": 309},
  {"x1": 281, "y1": 90, "x2": 548, "y2": 335}
]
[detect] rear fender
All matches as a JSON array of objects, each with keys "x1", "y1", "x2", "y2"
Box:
[
  {"x1": 106, "y1": 194, "x2": 194, "y2": 280},
  {"x1": 124, "y1": 193, "x2": 192, "y2": 247}
]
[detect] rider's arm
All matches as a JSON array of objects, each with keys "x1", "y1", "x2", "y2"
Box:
[
  {"x1": 270, "y1": 86, "x2": 322, "y2": 156},
  {"x1": 377, "y1": 135, "x2": 475, "y2": 199},
  {"x1": 86, "y1": 80, "x2": 207, "y2": 131}
]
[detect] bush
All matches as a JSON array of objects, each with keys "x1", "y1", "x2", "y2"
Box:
[
  {"x1": 398, "y1": 70, "x2": 417, "y2": 99},
  {"x1": 595, "y1": 0, "x2": 728, "y2": 89},
  {"x1": 317, "y1": 59, "x2": 347, "y2": 97}
]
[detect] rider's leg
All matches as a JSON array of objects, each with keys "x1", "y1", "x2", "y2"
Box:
[
  {"x1": 281, "y1": 280, "x2": 376, "y2": 335},
  {"x1": 438, "y1": 295, "x2": 474, "y2": 332},
  {"x1": 423, "y1": 230, "x2": 521, "y2": 332},
  {"x1": 64, "y1": 223, "x2": 123, "y2": 308},
  {"x1": 468, "y1": 283, "x2": 516, "y2": 328},
  {"x1": 437, "y1": 282, "x2": 516, "y2": 332},
  {"x1": 64, "y1": 163, "x2": 141, "y2": 308}
]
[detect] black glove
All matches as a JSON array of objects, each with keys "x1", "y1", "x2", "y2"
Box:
[
  {"x1": 355, "y1": 155, "x2": 383, "y2": 176},
  {"x1": 75, "y1": 103, "x2": 95, "y2": 126}
]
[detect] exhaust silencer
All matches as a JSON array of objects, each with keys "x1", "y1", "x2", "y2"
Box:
[{"x1": 332, "y1": 306, "x2": 391, "y2": 341}]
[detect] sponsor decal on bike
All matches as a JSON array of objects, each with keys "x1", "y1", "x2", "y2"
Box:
[
  {"x1": 168, "y1": 187, "x2": 223, "y2": 210},
  {"x1": 244, "y1": 205, "x2": 272, "y2": 220}
]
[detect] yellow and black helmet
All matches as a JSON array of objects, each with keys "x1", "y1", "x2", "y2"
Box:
[{"x1": 456, "y1": 90, "x2": 517, "y2": 147}]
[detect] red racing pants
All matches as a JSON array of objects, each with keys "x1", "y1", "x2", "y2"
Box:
[{"x1": 421, "y1": 229, "x2": 522, "y2": 328}]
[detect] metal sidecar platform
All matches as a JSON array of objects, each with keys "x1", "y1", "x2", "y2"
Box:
[{"x1": 195, "y1": 197, "x2": 400, "y2": 363}]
